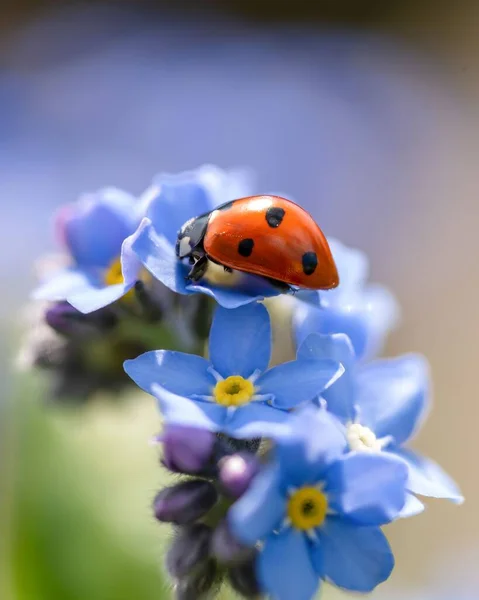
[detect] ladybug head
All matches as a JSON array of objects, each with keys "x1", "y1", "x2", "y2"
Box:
[{"x1": 175, "y1": 213, "x2": 210, "y2": 259}]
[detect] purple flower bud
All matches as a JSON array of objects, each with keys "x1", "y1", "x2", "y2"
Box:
[
  {"x1": 174, "y1": 564, "x2": 217, "y2": 600},
  {"x1": 211, "y1": 520, "x2": 254, "y2": 564},
  {"x1": 45, "y1": 302, "x2": 117, "y2": 337},
  {"x1": 173, "y1": 559, "x2": 218, "y2": 600},
  {"x1": 153, "y1": 480, "x2": 217, "y2": 525},
  {"x1": 162, "y1": 425, "x2": 215, "y2": 474},
  {"x1": 218, "y1": 452, "x2": 260, "y2": 498},
  {"x1": 228, "y1": 553, "x2": 261, "y2": 598},
  {"x1": 165, "y1": 523, "x2": 212, "y2": 579},
  {"x1": 45, "y1": 302, "x2": 83, "y2": 336}
]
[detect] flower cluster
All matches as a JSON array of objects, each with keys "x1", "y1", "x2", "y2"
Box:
[
  {"x1": 20, "y1": 165, "x2": 253, "y2": 402},
  {"x1": 127, "y1": 301, "x2": 462, "y2": 600},
  {"x1": 24, "y1": 164, "x2": 463, "y2": 598}
]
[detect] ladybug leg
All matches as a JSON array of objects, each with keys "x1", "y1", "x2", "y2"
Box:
[
  {"x1": 186, "y1": 254, "x2": 208, "y2": 282},
  {"x1": 261, "y1": 276, "x2": 292, "y2": 293},
  {"x1": 223, "y1": 266, "x2": 233, "y2": 274}
]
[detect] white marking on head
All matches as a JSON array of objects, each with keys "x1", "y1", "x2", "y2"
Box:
[{"x1": 178, "y1": 236, "x2": 191, "y2": 258}]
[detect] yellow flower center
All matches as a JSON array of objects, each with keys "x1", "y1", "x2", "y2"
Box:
[
  {"x1": 104, "y1": 257, "x2": 124, "y2": 286},
  {"x1": 287, "y1": 487, "x2": 328, "y2": 530},
  {"x1": 213, "y1": 375, "x2": 255, "y2": 407},
  {"x1": 104, "y1": 257, "x2": 151, "y2": 302}
]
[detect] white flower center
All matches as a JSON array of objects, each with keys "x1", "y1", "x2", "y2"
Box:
[{"x1": 347, "y1": 423, "x2": 383, "y2": 452}]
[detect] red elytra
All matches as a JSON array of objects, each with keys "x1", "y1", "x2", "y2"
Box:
[
  {"x1": 204, "y1": 196, "x2": 339, "y2": 289},
  {"x1": 176, "y1": 195, "x2": 339, "y2": 290}
]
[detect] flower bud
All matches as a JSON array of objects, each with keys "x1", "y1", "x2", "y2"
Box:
[
  {"x1": 211, "y1": 519, "x2": 254, "y2": 564},
  {"x1": 173, "y1": 559, "x2": 217, "y2": 600},
  {"x1": 45, "y1": 301, "x2": 117, "y2": 337},
  {"x1": 162, "y1": 425, "x2": 216, "y2": 474},
  {"x1": 228, "y1": 553, "x2": 261, "y2": 598},
  {"x1": 153, "y1": 480, "x2": 217, "y2": 525},
  {"x1": 215, "y1": 434, "x2": 261, "y2": 457},
  {"x1": 218, "y1": 452, "x2": 260, "y2": 498},
  {"x1": 165, "y1": 523, "x2": 212, "y2": 579}
]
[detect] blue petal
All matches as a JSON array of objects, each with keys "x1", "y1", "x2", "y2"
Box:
[
  {"x1": 209, "y1": 304, "x2": 271, "y2": 378},
  {"x1": 49, "y1": 223, "x2": 149, "y2": 313},
  {"x1": 293, "y1": 285, "x2": 399, "y2": 362},
  {"x1": 312, "y1": 520, "x2": 394, "y2": 592},
  {"x1": 143, "y1": 177, "x2": 212, "y2": 246},
  {"x1": 295, "y1": 239, "x2": 369, "y2": 310},
  {"x1": 223, "y1": 403, "x2": 290, "y2": 439},
  {"x1": 297, "y1": 333, "x2": 355, "y2": 421},
  {"x1": 325, "y1": 453, "x2": 408, "y2": 525},
  {"x1": 355, "y1": 285, "x2": 401, "y2": 359},
  {"x1": 140, "y1": 165, "x2": 252, "y2": 245},
  {"x1": 34, "y1": 265, "x2": 133, "y2": 314},
  {"x1": 60, "y1": 188, "x2": 138, "y2": 268},
  {"x1": 355, "y1": 354, "x2": 430, "y2": 446},
  {"x1": 131, "y1": 221, "x2": 279, "y2": 308},
  {"x1": 228, "y1": 464, "x2": 286, "y2": 546},
  {"x1": 292, "y1": 290, "x2": 322, "y2": 306},
  {"x1": 186, "y1": 275, "x2": 280, "y2": 309},
  {"x1": 294, "y1": 239, "x2": 399, "y2": 362},
  {"x1": 324, "y1": 238, "x2": 370, "y2": 301},
  {"x1": 297, "y1": 333, "x2": 355, "y2": 367},
  {"x1": 391, "y1": 447, "x2": 464, "y2": 503},
  {"x1": 131, "y1": 221, "x2": 190, "y2": 294},
  {"x1": 151, "y1": 384, "x2": 226, "y2": 431},
  {"x1": 194, "y1": 164, "x2": 253, "y2": 209},
  {"x1": 274, "y1": 408, "x2": 347, "y2": 490},
  {"x1": 120, "y1": 220, "x2": 150, "y2": 285},
  {"x1": 33, "y1": 267, "x2": 101, "y2": 301},
  {"x1": 256, "y1": 359, "x2": 343, "y2": 410},
  {"x1": 68, "y1": 281, "x2": 134, "y2": 313},
  {"x1": 124, "y1": 351, "x2": 215, "y2": 397},
  {"x1": 398, "y1": 493, "x2": 425, "y2": 518},
  {"x1": 258, "y1": 529, "x2": 319, "y2": 600},
  {"x1": 293, "y1": 301, "x2": 321, "y2": 337}
]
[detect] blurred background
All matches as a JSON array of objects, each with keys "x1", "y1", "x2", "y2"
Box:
[{"x1": 1, "y1": 1, "x2": 478, "y2": 599}]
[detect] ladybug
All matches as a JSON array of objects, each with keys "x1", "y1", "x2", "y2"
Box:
[{"x1": 175, "y1": 195, "x2": 339, "y2": 291}]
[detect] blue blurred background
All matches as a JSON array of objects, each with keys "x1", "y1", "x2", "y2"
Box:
[{"x1": 1, "y1": 2, "x2": 479, "y2": 598}]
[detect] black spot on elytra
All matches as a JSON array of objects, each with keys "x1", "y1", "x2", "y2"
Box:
[
  {"x1": 238, "y1": 238, "x2": 254, "y2": 257},
  {"x1": 302, "y1": 251, "x2": 318, "y2": 275},
  {"x1": 265, "y1": 206, "x2": 285, "y2": 228},
  {"x1": 216, "y1": 199, "x2": 235, "y2": 212}
]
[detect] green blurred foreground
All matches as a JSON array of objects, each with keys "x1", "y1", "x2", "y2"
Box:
[{"x1": 2, "y1": 379, "x2": 169, "y2": 600}]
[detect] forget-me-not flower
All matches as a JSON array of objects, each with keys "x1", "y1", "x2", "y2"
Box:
[
  {"x1": 33, "y1": 187, "x2": 148, "y2": 313},
  {"x1": 228, "y1": 408, "x2": 408, "y2": 600},
  {"x1": 33, "y1": 165, "x2": 251, "y2": 313},
  {"x1": 124, "y1": 303, "x2": 343, "y2": 439},
  {"x1": 297, "y1": 333, "x2": 463, "y2": 516},
  {"x1": 293, "y1": 238, "x2": 400, "y2": 360}
]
